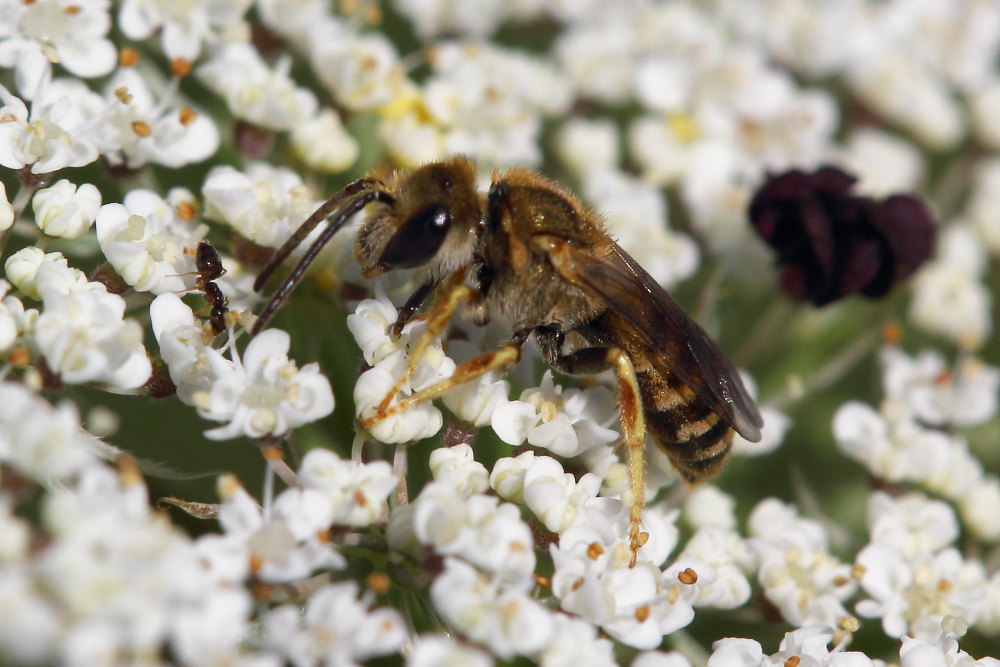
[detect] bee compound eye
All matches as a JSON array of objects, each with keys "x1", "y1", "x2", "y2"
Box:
[{"x1": 379, "y1": 204, "x2": 451, "y2": 269}]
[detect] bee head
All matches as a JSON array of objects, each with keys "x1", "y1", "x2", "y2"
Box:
[{"x1": 355, "y1": 156, "x2": 483, "y2": 279}]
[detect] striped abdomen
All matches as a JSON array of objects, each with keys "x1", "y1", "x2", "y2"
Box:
[{"x1": 636, "y1": 368, "x2": 735, "y2": 483}]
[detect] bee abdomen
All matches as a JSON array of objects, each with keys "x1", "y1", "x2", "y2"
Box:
[{"x1": 639, "y1": 372, "x2": 735, "y2": 483}]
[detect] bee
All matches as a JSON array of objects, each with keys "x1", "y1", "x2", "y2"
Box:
[
  {"x1": 193, "y1": 241, "x2": 229, "y2": 335},
  {"x1": 252, "y1": 156, "x2": 763, "y2": 565}
]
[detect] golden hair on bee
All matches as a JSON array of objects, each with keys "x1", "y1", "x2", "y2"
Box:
[{"x1": 253, "y1": 156, "x2": 763, "y2": 567}]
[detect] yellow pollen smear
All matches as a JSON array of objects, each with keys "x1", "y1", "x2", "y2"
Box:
[
  {"x1": 114, "y1": 87, "x2": 132, "y2": 104},
  {"x1": 63, "y1": 4, "x2": 81, "y2": 14},
  {"x1": 784, "y1": 657, "x2": 801, "y2": 667},
  {"x1": 959, "y1": 330, "x2": 982, "y2": 351},
  {"x1": 367, "y1": 572, "x2": 390, "y2": 594},
  {"x1": 192, "y1": 390, "x2": 212, "y2": 410},
  {"x1": 838, "y1": 616, "x2": 860, "y2": 632},
  {"x1": 353, "y1": 489, "x2": 367, "y2": 507},
  {"x1": 315, "y1": 266, "x2": 339, "y2": 293},
  {"x1": 1, "y1": 113, "x2": 16, "y2": 123},
  {"x1": 261, "y1": 445, "x2": 284, "y2": 462},
  {"x1": 131, "y1": 120, "x2": 152, "y2": 137},
  {"x1": 666, "y1": 584, "x2": 681, "y2": 604},
  {"x1": 248, "y1": 554, "x2": 264, "y2": 575},
  {"x1": 125, "y1": 213, "x2": 146, "y2": 240},
  {"x1": 277, "y1": 364, "x2": 298, "y2": 381},
  {"x1": 340, "y1": 0, "x2": 381, "y2": 24},
  {"x1": 851, "y1": 563, "x2": 866, "y2": 580},
  {"x1": 161, "y1": 241, "x2": 181, "y2": 265},
  {"x1": 880, "y1": 320, "x2": 902, "y2": 344},
  {"x1": 41, "y1": 43, "x2": 59, "y2": 63},
  {"x1": 677, "y1": 567, "x2": 698, "y2": 585},
  {"x1": 378, "y1": 91, "x2": 434, "y2": 124},
  {"x1": 119, "y1": 47, "x2": 139, "y2": 66},
  {"x1": 216, "y1": 473, "x2": 240, "y2": 499},
  {"x1": 175, "y1": 201, "x2": 196, "y2": 220},
  {"x1": 668, "y1": 112, "x2": 699, "y2": 143},
  {"x1": 9, "y1": 346, "x2": 30, "y2": 367},
  {"x1": 288, "y1": 184, "x2": 311, "y2": 210},
  {"x1": 117, "y1": 454, "x2": 143, "y2": 486},
  {"x1": 178, "y1": 106, "x2": 198, "y2": 125},
  {"x1": 586, "y1": 542, "x2": 604, "y2": 560},
  {"x1": 540, "y1": 400, "x2": 558, "y2": 423},
  {"x1": 634, "y1": 605, "x2": 650, "y2": 622},
  {"x1": 252, "y1": 185, "x2": 273, "y2": 212},
  {"x1": 171, "y1": 58, "x2": 193, "y2": 77}
]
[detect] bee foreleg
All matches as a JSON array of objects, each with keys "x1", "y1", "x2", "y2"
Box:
[
  {"x1": 389, "y1": 276, "x2": 441, "y2": 338},
  {"x1": 372, "y1": 273, "x2": 478, "y2": 417}
]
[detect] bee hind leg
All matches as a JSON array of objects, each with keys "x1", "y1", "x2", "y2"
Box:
[{"x1": 535, "y1": 330, "x2": 647, "y2": 568}]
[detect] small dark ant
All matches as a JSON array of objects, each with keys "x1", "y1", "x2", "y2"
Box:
[{"x1": 193, "y1": 241, "x2": 229, "y2": 335}]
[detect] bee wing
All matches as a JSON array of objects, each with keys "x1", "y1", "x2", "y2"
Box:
[{"x1": 568, "y1": 242, "x2": 763, "y2": 442}]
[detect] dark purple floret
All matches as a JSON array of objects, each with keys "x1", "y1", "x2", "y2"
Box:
[{"x1": 748, "y1": 165, "x2": 936, "y2": 306}]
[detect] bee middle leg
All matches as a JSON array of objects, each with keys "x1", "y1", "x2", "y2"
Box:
[
  {"x1": 534, "y1": 330, "x2": 647, "y2": 567},
  {"x1": 361, "y1": 343, "x2": 522, "y2": 429}
]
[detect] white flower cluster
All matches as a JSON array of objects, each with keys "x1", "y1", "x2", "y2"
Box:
[
  {"x1": 347, "y1": 287, "x2": 456, "y2": 443},
  {"x1": 0, "y1": 379, "x2": 401, "y2": 664},
  {"x1": 202, "y1": 162, "x2": 322, "y2": 249},
  {"x1": 0, "y1": 68, "x2": 219, "y2": 175},
  {"x1": 3, "y1": 247, "x2": 151, "y2": 390},
  {"x1": 151, "y1": 293, "x2": 334, "y2": 440},
  {"x1": 910, "y1": 226, "x2": 994, "y2": 351},
  {"x1": 854, "y1": 492, "x2": 987, "y2": 640},
  {"x1": 835, "y1": 345, "x2": 1000, "y2": 542},
  {"x1": 347, "y1": 289, "x2": 630, "y2": 488},
  {"x1": 748, "y1": 499, "x2": 856, "y2": 628},
  {"x1": 1, "y1": 0, "x2": 999, "y2": 664}
]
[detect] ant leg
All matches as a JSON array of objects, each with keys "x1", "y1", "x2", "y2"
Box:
[{"x1": 536, "y1": 331, "x2": 648, "y2": 568}]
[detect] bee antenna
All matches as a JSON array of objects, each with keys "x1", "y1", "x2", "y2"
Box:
[
  {"x1": 251, "y1": 188, "x2": 396, "y2": 335},
  {"x1": 253, "y1": 177, "x2": 383, "y2": 293}
]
